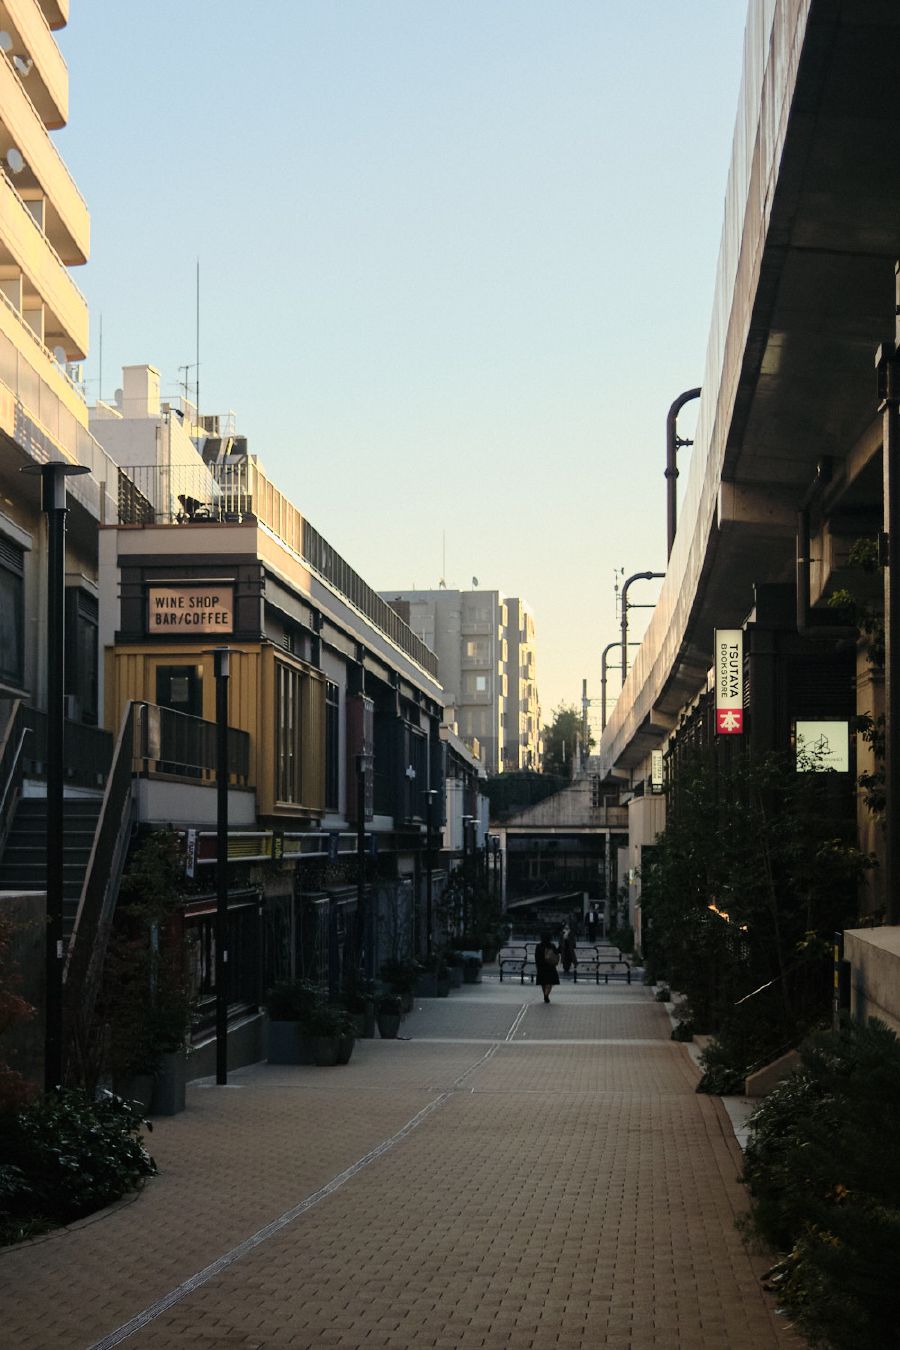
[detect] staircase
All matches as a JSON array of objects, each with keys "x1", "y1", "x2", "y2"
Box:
[{"x1": 0, "y1": 796, "x2": 103, "y2": 941}]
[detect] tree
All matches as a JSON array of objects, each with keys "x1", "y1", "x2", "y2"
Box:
[
  {"x1": 639, "y1": 745, "x2": 870, "y2": 1088},
  {"x1": 542, "y1": 704, "x2": 593, "y2": 777}
]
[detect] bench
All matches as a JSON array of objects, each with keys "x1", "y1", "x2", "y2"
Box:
[
  {"x1": 498, "y1": 945, "x2": 534, "y2": 983},
  {"x1": 572, "y1": 953, "x2": 632, "y2": 985}
]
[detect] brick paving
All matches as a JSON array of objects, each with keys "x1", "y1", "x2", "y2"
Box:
[{"x1": 0, "y1": 978, "x2": 801, "y2": 1349}]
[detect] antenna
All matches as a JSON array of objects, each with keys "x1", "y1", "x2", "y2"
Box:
[
  {"x1": 98, "y1": 313, "x2": 103, "y2": 405},
  {"x1": 196, "y1": 258, "x2": 200, "y2": 420},
  {"x1": 438, "y1": 530, "x2": 447, "y2": 588}
]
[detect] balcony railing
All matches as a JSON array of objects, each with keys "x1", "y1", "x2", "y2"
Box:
[
  {"x1": 135, "y1": 704, "x2": 251, "y2": 786},
  {"x1": 116, "y1": 458, "x2": 440, "y2": 680}
]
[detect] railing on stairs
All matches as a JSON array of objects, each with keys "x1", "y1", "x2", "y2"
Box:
[
  {"x1": 64, "y1": 702, "x2": 138, "y2": 1029},
  {"x1": 0, "y1": 698, "x2": 28, "y2": 859}
]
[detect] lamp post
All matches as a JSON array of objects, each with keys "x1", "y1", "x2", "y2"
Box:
[
  {"x1": 21, "y1": 460, "x2": 89, "y2": 1092},
  {"x1": 665, "y1": 388, "x2": 701, "y2": 557},
  {"x1": 424, "y1": 788, "x2": 437, "y2": 958},
  {"x1": 210, "y1": 647, "x2": 230, "y2": 1086},
  {"x1": 601, "y1": 641, "x2": 639, "y2": 731},
  {"x1": 877, "y1": 269, "x2": 900, "y2": 923},
  {"x1": 356, "y1": 753, "x2": 372, "y2": 978},
  {"x1": 620, "y1": 572, "x2": 665, "y2": 683},
  {"x1": 461, "y1": 813, "x2": 474, "y2": 938}
]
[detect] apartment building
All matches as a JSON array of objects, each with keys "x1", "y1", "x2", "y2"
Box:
[
  {"x1": 0, "y1": 1, "x2": 117, "y2": 727},
  {"x1": 383, "y1": 588, "x2": 540, "y2": 775}
]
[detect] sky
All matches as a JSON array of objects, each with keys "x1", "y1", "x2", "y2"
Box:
[{"x1": 57, "y1": 1, "x2": 748, "y2": 731}]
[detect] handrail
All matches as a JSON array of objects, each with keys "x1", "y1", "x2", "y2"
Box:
[
  {"x1": 64, "y1": 702, "x2": 137, "y2": 1011},
  {"x1": 0, "y1": 697, "x2": 27, "y2": 851}
]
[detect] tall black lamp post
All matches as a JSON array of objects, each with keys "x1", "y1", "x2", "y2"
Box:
[
  {"x1": 356, "y1": 753, "x2": 373, "y2": 978},
  {"x1": 664, "y1": 388, "x2": 701, "y2": 557},
  {"x1": 210, "y1": 647, "x2": 230, "y2": 1085},
  {"x1": 21, "y1": 460, "x2": 89, "y2": 1092},
  {"x1": 461, "y1": 813, "x2": 474, "y2": 938},
  {"x1": 424, "y1": 788, "x2": 437, "y2": 958}
]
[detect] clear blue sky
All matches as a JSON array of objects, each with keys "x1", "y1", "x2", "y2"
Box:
[{"x1": 59, "y1": 1, "x2": 747, "y2": 725}]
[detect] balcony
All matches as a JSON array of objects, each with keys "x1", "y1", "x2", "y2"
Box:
[
  {"x1": 2, "y1": 1, "x2": 69, "y2": 128},
  {"x1": 0, "y1": 47, "x2": 88, "y2": 264},
  {"x1": 37, "y1": 0, "x2": 67, "y2": 29},
  {"x1": 0, "y1": 169, "x2": 87, "y2": 353}
]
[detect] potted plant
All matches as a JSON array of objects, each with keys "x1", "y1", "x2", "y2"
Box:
[
  {"x1": 381, "y1": 957, "x2": 420, "y2": 1013},
  {"x1": 341, "y1": 973, "x2": 376, "y2": 1039},
  {"x1": 265, "y1": 978, "x2": 321, "y2": 1064},
  {"x1": 414, "y1": 954, "x2": 448, "y2": 998},
  {"x1": 444, "y1": 950, "x2": 464, "y2": 989},
  {"x1": 304, "y1": 1001, "x2": 356, "y2": 1066},
  {"x1": 375, "y1": 994, "x2": 403, "y2": 1039}
]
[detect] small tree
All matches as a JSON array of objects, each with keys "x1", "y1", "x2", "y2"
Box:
[
  {"x1": 542, "y1": 704, "x2": 593, "y2": 777},
  {"x1": 640, "y1": 746, "x2": 870, "y2": 1086}
]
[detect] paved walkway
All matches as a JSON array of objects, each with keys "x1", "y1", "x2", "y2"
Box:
[{"x1": 0, "y1": 975, "x2": 801, "y2": 1349}]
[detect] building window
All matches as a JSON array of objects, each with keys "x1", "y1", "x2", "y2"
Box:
[
  {"x1": 325, "y1": 680, "x2": 339, "y2": 810},
  {"x1": 275, "y1": 662, "x2": 304, "y2": 804},
  {"x1": 0, "y1": 537, "x2": 24, "y2": 689},
  {"x1": 65, "y1": 589, "x2": 99, "y2": 724},
  {"x1": 475, "y1": 675, "x2": 487, "y2": 692}
]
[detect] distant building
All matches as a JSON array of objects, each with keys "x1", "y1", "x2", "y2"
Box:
[{"x1": 382, "y1": 588, "x2": 540, "y2": 775}]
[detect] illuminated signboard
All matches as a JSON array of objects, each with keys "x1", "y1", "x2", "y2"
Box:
[
  {"x1": 714, "y1": 629, "x2": 743, "y2": 734},
  {"x1": 147, "y1": 585, "x2": 234, "y2": 633},
  {"x1": 795, "y1": 720, "x2": 850, "y2": 773}
]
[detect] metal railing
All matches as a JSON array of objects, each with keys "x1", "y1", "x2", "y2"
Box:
[
  {"x1": 64, "y1": 703, "x2": 138, "y2": 1059},
  {"x1": 135, "y1": 703, "x2": 251, "y2": 786},
  {"x1": 23, "y1": 706, "x2": 112, "y2": 788},
  {"x1": 0, "y1": 698, "x2": 27, "y2": 856},
  {"x1": 116, "y1": 457, "x2": 440, "y2": 679}
]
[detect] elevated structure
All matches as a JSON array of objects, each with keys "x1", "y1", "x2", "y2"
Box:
[{"x1": 600, "y1": 1, "x2": 900, "y2": 998}]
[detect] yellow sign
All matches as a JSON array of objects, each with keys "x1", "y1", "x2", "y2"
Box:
[{"x1": 147, "y1": 585, "x2": 234, "y2": 633}]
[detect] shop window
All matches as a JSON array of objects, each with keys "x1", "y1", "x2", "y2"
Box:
[{"x1": 65, "y1": 588, "x2": 99, "y2": 724}]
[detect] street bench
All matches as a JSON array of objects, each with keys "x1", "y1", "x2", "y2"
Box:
[
  {"x1": 573, "y1": 954, "x2": 632, "y2": 984},
  {"x1": 498, "y1": 944, "x2": 535, "y2": 983}
]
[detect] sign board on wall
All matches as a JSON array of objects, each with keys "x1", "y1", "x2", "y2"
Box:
[
  {"x1": 714, "y1": 629, "x2": 743, "y2": 734},
  {"x1": 147, "y1": 585, "x2": 234, "y2": 633},
  {"x1": 795, "y1": 720, "x2": 850, "y2": 772},
  {"x1": 651, "y1": 749, "x2": 664, "y2": 793}
]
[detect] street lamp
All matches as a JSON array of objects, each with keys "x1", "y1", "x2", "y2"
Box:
[
  {"x1": 424, "y1": 788, "x2": 438, "y2": 958},
  {"x1": 665, "y1": 388, "x2": 701, "y2": 557},
  {"x1": 21, "y1": 460, "x2": 89, "y2": 1092},
  {"x1": 208, "y1": 647, "x2": 230, "y2": 1086},
  {"x1": 620, "y1": 571, "x2": 664, "y2": 683},
  {"x1": 461, "y1": 814, "x2": 475, "y2": 938},
  {"x1": 356, "y1": 753, "x2": 372, "y2": 979},
  {"x1": 601, "y1": 640, "x2": 639, "y2": 731}
]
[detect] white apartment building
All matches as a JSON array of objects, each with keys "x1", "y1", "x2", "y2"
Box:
[
  {"x1": 383, "y1": 588, "x2": 541, "y2": 775},
  {"x1": 0, "y1": 1, "x2": 118, "y2": 724}
]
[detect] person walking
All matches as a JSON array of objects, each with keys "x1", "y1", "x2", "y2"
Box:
[
  {"x1": 534, "y1": 932, "x2": 560, "y2": 1003},
  {"x1": 585, "y1": 908, "x2": 597, "y2": 944},
  {"x1": 561, "y1": 926, "x2": 576, "y2": 976}
]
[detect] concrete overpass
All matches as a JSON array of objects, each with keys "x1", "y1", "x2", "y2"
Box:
[{"x1": 600, "y1": 0, "x2": 900, "y2": 779}]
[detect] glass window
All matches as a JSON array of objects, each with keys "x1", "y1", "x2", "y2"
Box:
[{"x1": 325, "y1": 680, "x2": 339, "y2": 810}]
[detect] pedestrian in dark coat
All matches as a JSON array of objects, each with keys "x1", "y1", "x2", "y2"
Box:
[
  {"x1": 534, "y1": 932, "x2": 560, "y2": 1003},
  {"x1": 561, "y1": 926, "x2": 576, "y2": 975}
]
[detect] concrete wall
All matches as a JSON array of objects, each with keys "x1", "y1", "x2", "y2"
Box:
[{"x1": 845, "y1": 927, "x2": 900, "y2": 1038}]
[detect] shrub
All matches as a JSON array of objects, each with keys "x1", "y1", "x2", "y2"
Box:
[
  {"x1": 742, "y1": 1018, "x2": 900, "y2": 1348},
  {"x1": 266, "y1": 978, "x2": 321, "y2": 1022},
  {"x1": 0, "y1": 1089, "x2": 156, "y2": 1246}
]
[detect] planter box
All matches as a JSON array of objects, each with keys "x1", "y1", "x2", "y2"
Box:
[
  {"x1": 352, "y1": 1006, "x2": 376, "y2": 1039},
  {"x1": 437, "y1": 977, "x2": 450, "y2": 998},
  {"x1": 414, "y1": 971, "x2": 440, "y2": 998},
  {"x1": 151, "y1": 1050, "x2": 187, "y2": 1116},
  {"x1": 463, "y1": 958, "x2": 482, "y2": 984},
  {"x1": 113, "y1": 1073, "x2": 155, "y2": 1113},
  {"x1": 447, "y1": 966, "x2": 463, "y2": 989},
  {"x1": 267, "y1": 1020, "x2": 316, "y2": 1065}
]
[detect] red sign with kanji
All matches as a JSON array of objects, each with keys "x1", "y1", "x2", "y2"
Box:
[{"x1": 716, "y1": 709, "x2": 743, "y2": 734}]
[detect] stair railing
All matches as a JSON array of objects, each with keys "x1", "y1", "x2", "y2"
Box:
[
  {"x1": 0, "y1": 698, "x2": 29, "y2": 858},
  {"x1": 64, "y1": 702, "x2": 139, "y2": 1019}
]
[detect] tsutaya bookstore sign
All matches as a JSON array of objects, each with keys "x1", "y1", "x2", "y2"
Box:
[
  {"x1": 147, "y1": 584, "x2": 234, "y2": 633},
  {"x1": 714, "y1": 629, "x2": 743, "y2": 734}
]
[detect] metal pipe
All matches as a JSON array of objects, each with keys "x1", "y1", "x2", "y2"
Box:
[
  {"x1": 600, "y1": 641, "x2": 620, "y2": 732},
  {"x1": 665, "y1": 388, "x2": 701, "y2": 556},
  {"x1": 620, "y1": 572, "x2": 664, "y2": 683},
  {"x1": 877, "y1": 264, "x2": 900, "y2": 923}
]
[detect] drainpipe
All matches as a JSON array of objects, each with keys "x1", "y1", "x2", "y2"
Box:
[
  {"x1": 665, "y1": 388, "x2": 701, "y2": 557},
  {"x1": 621, "y1": 572, "x2": 664, "y2": 683}
]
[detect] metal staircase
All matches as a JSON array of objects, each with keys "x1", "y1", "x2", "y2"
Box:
[{"x1": 0, "y1": 796, "x2": 103, "y2": 942}]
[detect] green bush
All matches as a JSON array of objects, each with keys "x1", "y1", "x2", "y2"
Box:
[
  {"x1": 742, "y1": 1019, "x2": 900, "y2": 1348},
  {"x1": 0, "y1": 1089, "x2": 156, "y2": 1246},
  {"x1": 266, "y1": 978, "x2": 321, "y2": 1022}
]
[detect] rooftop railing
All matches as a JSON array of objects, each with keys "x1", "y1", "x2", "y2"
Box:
[{"x1": 116, "y1": 457, "x2": 440, "y2": 680}]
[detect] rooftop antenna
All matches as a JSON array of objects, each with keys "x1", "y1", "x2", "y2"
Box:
[
  {"x1": 98, "y1": 312, "x2": 102, "y2": 405},
  {"x1": 195, "y1": 258, "x2": 200, "y2": 421},
  {"x1": 438, "y1": 530, "x2": 447, "y2": 588}
]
